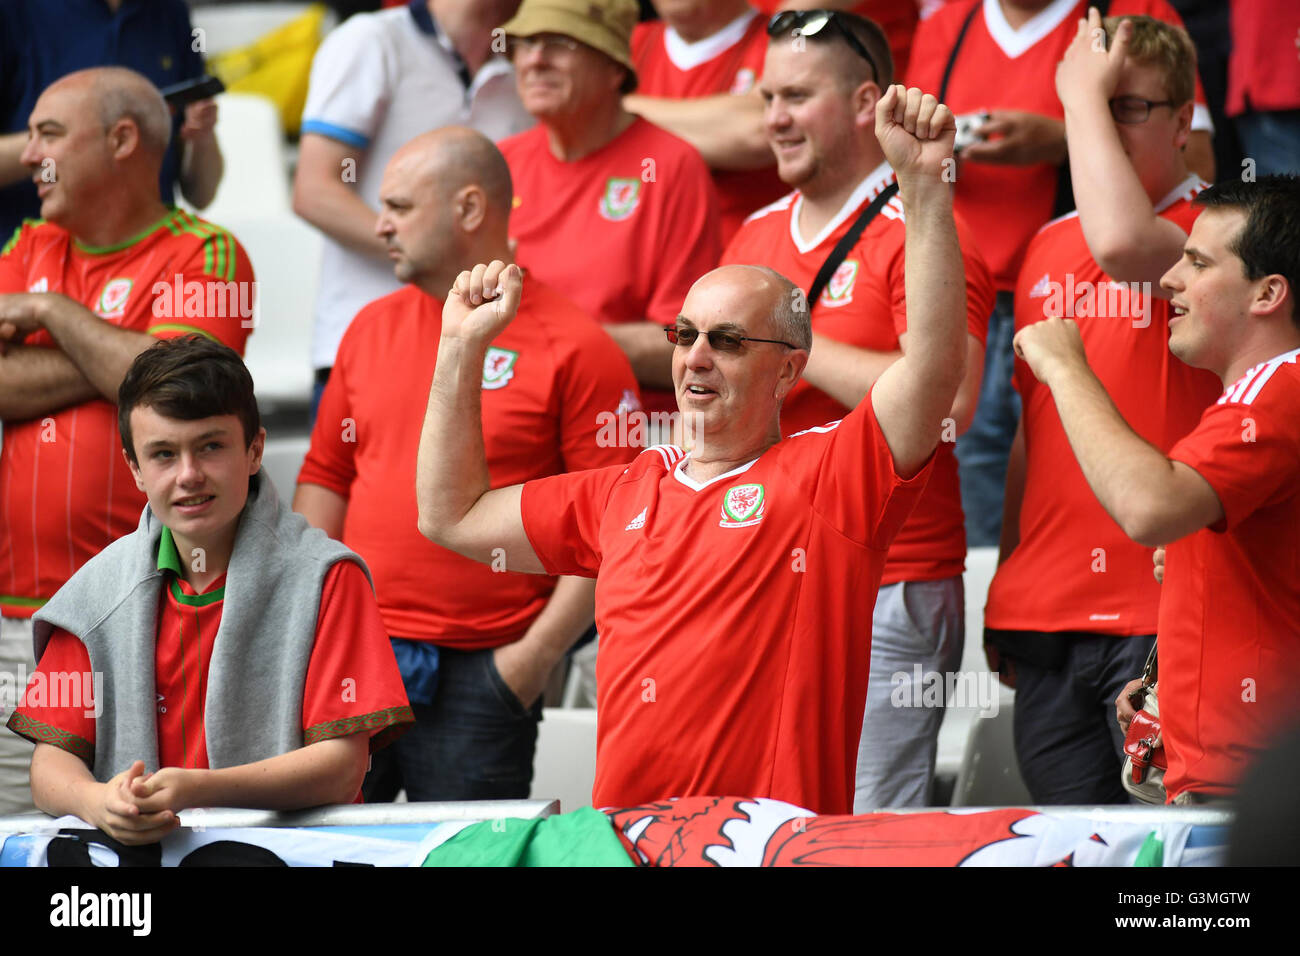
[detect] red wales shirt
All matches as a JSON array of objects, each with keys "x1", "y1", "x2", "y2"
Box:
[
  {"x1": 520, "y1": 396, "x2": 934, "y2": 814},
  {"x1": 907, "y1": 0, "x2": 1211, "y2": 289},
  {"x1": 985, "y1": 175, "x2": 1221, "y2": 634},
  {"x1": 8, "y1": 531, "x2": 413, "y2": 797},
  {"x1": 722, "y1": 161, "x2": 994, "y2": 583},
  {"x1": 1159, "y1": 349, "x2": 1300, "y2": 800},
  {"x1": 631, "y1": 8, "x2": 788, "y2": 243},
  {"x1": 297, "y1": 280, "x2": 639, "y2": 647},
  {"x1": 0, "y1": 209, "x2": 254, "y2": 617}
]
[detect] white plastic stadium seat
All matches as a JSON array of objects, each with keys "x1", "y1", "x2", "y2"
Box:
[
  {"x1": 529, "y1": 708, "x2": 597, "y2": 812},
  {"x1": 181, "y1": 93, "x2": 292, "y2": 221},
  {"x1": 258, "y1": 435, "x2": 311, "y2": 509},
  {"x1": 220, "y1": 214, "x2": 321, "y2": 407}
]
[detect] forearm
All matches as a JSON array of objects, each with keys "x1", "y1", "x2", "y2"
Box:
[
  {"x1": 42, "y1": 296, "x2": 157, "y2": 400},
  {"x1": 1063, "y1": 98, "x2": 1186, "y2": 288},
  {"x1": 0, "y1": 344, "x2": 99, "y2": 419},
  {"x1": 1043, "y1": 361, "x2": 1176, "y2": 540},
  {"x1": 948, "y1": 337, "x2": 985, "y2": 435},
  {"x1": 894, "y1": 178, "x2": 967, "y2": 410},
  {"x1": 623, "y1": 92, "x2": 773, "y2": 171},
  {"x1": 179, "y1": 133, "x2": 224, "y2": 210},
  {"x1": 187, "y1": 735, "x2": 368, "y2": 809},
  {"x1": 293, "y1": 482, "x2": 349, "y2": 539},
  {"x1": 801, "y1": 333, "x2": 901, "y2": 409},
  {"x1": 514, "y1": 575, "x2": 596, "y2": 666},
  {"x1": 0, "y1": 131, "x2": 27, "y2": 188},
  {"x1": 30, "y1": 744, "x2": 102, "y2": 820},
  {"x1": 293, "y1": 176, "x2": 387, "y2": 259},
  {"x1": 602, "y1": 321, "x2": 675, "y2": 389},
  {"x1": 416, "y1": 335, "x2": 493, "y2": 543}
]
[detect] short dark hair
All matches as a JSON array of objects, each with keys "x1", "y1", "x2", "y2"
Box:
[
  {"x1": 118, "y1": 335, "x2": 260, "y2": 465},
  {"x1": 1194, "y1": 174, "x2": 1300, "y2": 329}
]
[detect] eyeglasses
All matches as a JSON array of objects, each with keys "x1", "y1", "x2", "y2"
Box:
[
  {"x1": 1108, "y1": 96, "x2": 1176, "y2": 125},
  {"x1": 767, "y1": 10, "x2": 879, "y2": 85},
  {"x1": 506, "y1": 33, "x2": 581, "y2": 59},
  {"x1": 666, "y1": 326, "x2": 799, "y2": 352}
]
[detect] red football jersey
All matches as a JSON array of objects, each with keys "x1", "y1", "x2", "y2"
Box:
[
  {"x1": 521, "y1": 396, "x2": 933, "y2": 814},
  {"x1": 1159, "y1": 349, "x2": 1300, "y2": 800},
  {"x1": 907, "y1": 0, "x2": 1211, "y2": 289},
  {"x1": 297, "y1": 280, "x2": 639, "y2": 648},
  {"x1": 631, "y1": 9, "x2": 788, "y2": 243},
  {"x1": 8, "y1": 556, "x2": 413, "y2": 798},
  {"x1": 0, "y1": 209, "x2": 253, "y2": 617},
  {"x1": 985, "y1": 175, "x2": 1221, "y2": 633},
  {"x1": 722, "y1": 162, "x2": 994, "y2": 583},
  {"x1": 499, "y1": 118, "x2": 721, "y2": 412}
]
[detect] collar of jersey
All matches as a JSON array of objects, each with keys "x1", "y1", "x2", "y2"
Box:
[
  {"x1": 663, "y1": 8, "x2": 759, "y2": 71},
  {"x1": 157, "y1": 526, "x2": 226, "y2": 606},
  {"x1": 982, "y1": 0, "x2": 1079, "y2": 59},
  {"x1": 789, "y1": 159, "x2": 895, "y2": 255},
  {"x1": 1153, "y1": 173, "x2": 1208, "y2": 214},
  {"x1": 673, "y1": 455, "x2": 760, "y2": 491},
  {"x1": 73, "y1": 207, "x2": 182, "y2": 256}
]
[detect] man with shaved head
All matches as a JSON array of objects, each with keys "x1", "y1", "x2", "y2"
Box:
[
  {"x1": 294, "y1": 126, "x2": 637, "y2": 801},
  {"x1": 417, "y1": 85, "x2": 968, "y2": 814},
  {"x1": 0, "y1": 67, "x2": 253, "y2": 813}
]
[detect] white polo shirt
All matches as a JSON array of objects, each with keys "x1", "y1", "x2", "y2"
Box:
[{"x1": 300, "y1": 0, "x2": 533, "y2": 370}]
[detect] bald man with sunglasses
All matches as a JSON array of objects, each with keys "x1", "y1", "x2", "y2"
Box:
[
  {"x1": 723, "y1": 9, "x2": 994, "y2": 809},
  {"x1": 416, "y1": 84, "x2": 967, "y2": 815}
]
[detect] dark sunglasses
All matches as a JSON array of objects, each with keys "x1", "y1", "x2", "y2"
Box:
[
  {"x1": 666, "y1": 326, "x2": 799, "y2": 352},
  {"x1": 767, "y1": 10, "x2": 879, "y2": 85}
]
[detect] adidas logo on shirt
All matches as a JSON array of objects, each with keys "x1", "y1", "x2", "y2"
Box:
[
  {"x1": 1029, "y1": 273, "x2": 1052, "y2": 298},
  {"x1": 624, "y1": 507, "x2": 647, "y2": 531}
]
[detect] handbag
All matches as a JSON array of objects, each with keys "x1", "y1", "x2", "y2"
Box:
[{"x1": 1121, "y1": 643, "x2": 1166, "y2": 804}]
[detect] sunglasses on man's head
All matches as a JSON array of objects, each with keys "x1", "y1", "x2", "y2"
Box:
[
  {"x1": 666, "y1": 326, "x2": 799, "y2": 352},
  {"x1": 766, "y1": 9, "x2": 879, "y2": 85}
]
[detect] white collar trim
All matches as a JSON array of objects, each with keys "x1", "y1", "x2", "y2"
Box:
[
  {"x1": 673, "y1": 454, "x2": 760, "y2": 491},
  {"x1": 789, "y1": 160, "x2": 896, "y2": 254},
  {"x1": 1153, "y1": 173, "x2": 1208, "y2": 214},
  {"x1": 664, "y1": 8, "x2": 760, "y2": 71},
  {"x1": 983, "y1": 0, "x2": 1080, "y2": 59}
]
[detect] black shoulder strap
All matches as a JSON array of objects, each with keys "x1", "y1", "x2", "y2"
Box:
[
  {"x1": 938, "y1": 0, "x2": 982, "y2": 103},
  {"x1": 807, "y1": 181, "x2": 900, "y2": 311}
]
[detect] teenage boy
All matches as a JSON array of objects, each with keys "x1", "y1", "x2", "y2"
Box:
[{"x1": 7, "y1": 336, "x2": 413, "y2": 845}]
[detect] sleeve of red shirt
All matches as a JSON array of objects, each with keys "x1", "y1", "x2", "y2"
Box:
[
  {"x1": 520, "y1": 461, "x2": 631, "y2": 576},
  {"x1": 556, "y1": 318, "x2": 641, "y2": 472},
  {"x1": 297, "y1": 323, "x2": 359, "y2": 497},
  {"x1": 643, "y1": 146, "x2": 723, "y2": 326},
  {"x1": 145, "y1": 228, "x2": 255, "y2": 355},
  {"x1": 302, "y1": 560, "x2": 413, "y2": 752},
  {"x1": 1166, "y1": 400, "x2": 1300, "y2": 534},
  {"x1": 5, "y1": 627, "x2": 96, "y2": 766},
  {"x1": 808, "y1": 393, "x2": 936, "y2": 549},
  {"x1": 0, "y1": 224, "x2": 30, "y2": 291}
]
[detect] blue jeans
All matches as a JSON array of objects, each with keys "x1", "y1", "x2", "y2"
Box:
[
  {"x1": 361, "y1": 645, "x2": 542, "y2": 803},
  {"x1": 1012, "y1": 633, "x2": 1156, "y2": 805},
  {"x1": 1235, "y1": 110, "x2": 1300, "y2": 177},
  {"x1": 955, "y1": 291, "x2": 1021, "y2": 547}
]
